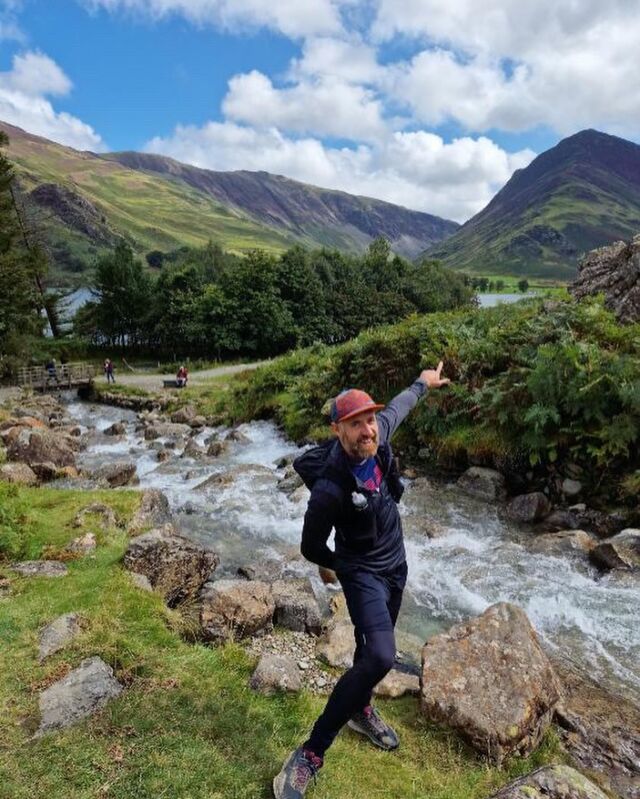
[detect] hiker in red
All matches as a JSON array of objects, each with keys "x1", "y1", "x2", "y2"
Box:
[
  {"x1": 273, "y1": 362, "x2": 451, "y2": 799},
  {"x1": 176, "y1": 365, "x2": 188, "y2": 387}
]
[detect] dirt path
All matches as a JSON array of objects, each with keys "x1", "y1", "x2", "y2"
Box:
[
  {"x1": 0, "y1": 361, "x2": 267, "y2": 405},
  {"x1": 98, "y1": 360, "x2": 267, "y2": 391}
]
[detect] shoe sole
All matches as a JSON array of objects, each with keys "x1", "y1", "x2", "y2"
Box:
[
  {"x1": 346, "y1": 718, "x2": 399, "y2": 751},
  {"x1": 272, "y1": 772, "x2": 285, "y2": 798}
]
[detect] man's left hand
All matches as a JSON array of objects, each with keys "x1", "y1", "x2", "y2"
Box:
[{"x1": 419, "y1": 360, "x2": 451, "y2": 389}]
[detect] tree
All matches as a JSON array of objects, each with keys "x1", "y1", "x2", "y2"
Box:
[{"x1": 518, "y1": 278, "x2": 530, "y2": 293}]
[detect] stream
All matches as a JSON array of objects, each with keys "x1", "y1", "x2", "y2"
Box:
[{"x1": 65, "y1": 398, "x2": 640, "y2": 703}]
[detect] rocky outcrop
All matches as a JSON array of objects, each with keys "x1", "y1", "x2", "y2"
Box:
[
  {"x1": 420, "y1": 603, "x2": 561, "y2": 764},
  {"x1": 30, "y1": 183, "x2": 118, "y2": 246},
  {"x1": 0, "y1": 462, "x2": 38, "y2": 485},
  {"x1": 589, "y1": 529, "x2": 640, "y2": 571},
  {"x1": 35, "y1": 657, "x2": 123, "y2": 737},
  {"x1": 553, "y1": 659, "x2": 640, "y2": 799},
  {"x1": 570, "y1": 234, "x2": 640, "y2": 323},
  {"x1": 123, "y1": 528, "x2": 218, "y2": 607},
  {"x1": 249, "y1": 653, "x2": 302, "y2": 695},
  {"x1": 456, "y1": 467, "x2": 507, "y2": 502},
  {"x1": 199, "y1": 579, "x2": 275, "y2": 642},
  {"x1": 7, "y1": 428, "x2": 76, "y2": 469},
  {"x1": 489, "y1": 764, "x2": 609, "y2": 799}
]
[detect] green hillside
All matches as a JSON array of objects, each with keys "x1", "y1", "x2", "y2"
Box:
[{"x1": 427, "y1": 129, "x2": 640, "y2": 280}]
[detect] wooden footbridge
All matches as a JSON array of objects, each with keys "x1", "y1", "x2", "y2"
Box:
[{"x1": 15, "y1": 362, "x2": 98, "y2": 392}]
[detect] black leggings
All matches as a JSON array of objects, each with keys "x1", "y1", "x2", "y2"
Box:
[{"x1": 304, "y1": 561, "x2": 407, "y2": 757}]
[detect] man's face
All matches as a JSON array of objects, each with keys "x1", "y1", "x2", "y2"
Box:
[{"x1": 332, "y1": 411, "x2": 379, "y2": 461}]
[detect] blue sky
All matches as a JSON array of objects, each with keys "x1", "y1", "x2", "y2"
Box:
[{"x1": 0, "y1": 0, "x2": 638, "y2": 222}]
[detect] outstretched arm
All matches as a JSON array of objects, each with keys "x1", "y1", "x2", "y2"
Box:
[{"x1": 377, "y1": 360, "x2": 451, "y2": 443}]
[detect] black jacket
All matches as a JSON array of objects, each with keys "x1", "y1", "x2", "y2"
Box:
[{"x1": 298, "y1": 380, "x2": 427, "y2": 574}]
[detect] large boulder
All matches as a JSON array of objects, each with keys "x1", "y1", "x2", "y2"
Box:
[
  {"x1": 90, "y1": 461, "x2": 138, "y2": 487},
  {"x1": 144, "y1": 422, "x2": 191, "y2": 441},
  {"x1": 171, "y1": 405, "x2": 196, "y2": 424},
  {"x1": 0, "y1": 462, "x2": 38, "y2": 486},
  {"x1": 570, "y1": 234, "x2": 640, "y2": 324},
  {"x1": 553, "y1": 659, "x2": 640, "y2": 799},
  {"x1": 7, "y1": 428, "x2": 75, "y2": 468},
  {"x1": 529, "y1": 530, "x2": 597, "y2": 557},
  {"x1": 35, "y1": 657, "x2": 123, "y2": 737},
  {"x1": 420, "y1": 602, "x2": 561, "y2": 764},
  {"x1": 507, "y1": 492, "x2": 551, "y2": 522},
  {"x1": 127, "y1": 489, "x2": 171, "y2": 534},
  {"x1": 489, "y1": 765, "x2": 609, "y2": 799},
  {"x1": 199, "y1": 579, "x2": 275, "y2": 642},
  {"x1": 589, "y1": 529, "x2": 640, "y2": 571},
  {"x1": 271, "y1": 578, "x2": 323, "y2": 635},
  {"x1": 456, "y1": 467, "x2": 507, "y2": 502},
  {"x1": 123, "y1": 528, "x2": 218, "y2": 607}
]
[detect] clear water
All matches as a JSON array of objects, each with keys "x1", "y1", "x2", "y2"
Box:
[{"x1": 66, "y1": 400, "x2": 640, "y2": 702}]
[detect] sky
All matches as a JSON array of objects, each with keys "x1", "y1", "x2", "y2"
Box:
[{"x1": 0, "y1": 0, "x2": 639, "y2": 223}]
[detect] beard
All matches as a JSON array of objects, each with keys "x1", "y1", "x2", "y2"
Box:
[{"x1": 350, "y1": 433, "x2": 378, "y2": 460}]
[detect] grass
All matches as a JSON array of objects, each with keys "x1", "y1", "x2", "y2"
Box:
[{"x1": 0, "y1": 485, "x2": 565, "y2": 799}]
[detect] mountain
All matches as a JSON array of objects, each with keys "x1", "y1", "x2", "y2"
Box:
[
  {"x1": 0, "y1": 121, "x2": 458, "y2": 281},
  {"x1": 426, "y1": 129, "x2": 640, "y2": 279}
]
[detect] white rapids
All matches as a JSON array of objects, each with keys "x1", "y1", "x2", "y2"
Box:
[{"x1": 66, "y1": 399, "x2": 640, "y2": 702}]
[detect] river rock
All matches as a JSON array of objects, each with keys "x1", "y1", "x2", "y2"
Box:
[
  {"x1": 507, "y1": 492, "x2": 552, "y2": 522},
  {"x1": 277, "y1": 468, "x2": 304, "y2": 495},
  {"x1": 199, "y1": 579, "x2": 275, "y2": 642},
  {"x1": 171, "y1": 405, "x2": 196, "y2": 424},
  {"x1": 420, "y1": 602, "x2": 561, "y2": 764},
  {"x1": 249, "y1": 653, "x2": 302, "y2": 695},
  {"x1": 128, "y1": 489, "x2": 171, "y2": 534},
  {"x1": 374, "y1": 668, "x2": 420, "y2": 698},
  {"x1": 73, "y1": 502, "x2": 117, "y2": 530},
  {"x1": 570, "y1": 234, "x2": 640, "y2": 323},
  {"x1": 456, "y1": 467, "x2": 507, "y2": 502},
  {"x1": 0, "y1": 462, "x2": 38, "y2": 485},
  {"x1": 553, "y1": 659, "x2": 640, "y2": 799},
  {"x1": 529, "y1": 530, "x2": 597, "y2": 557},
  {"x1": 288, "y1": 484, "x2": 310, "y2": 504},
  {"x1": 271, "y1": 578, "x2": 323, "y2": 635},
  {"x1": 182, "y1": 438, "x2": 207, "y2": 459},
  {"x1": 123, "y1": 529, "x2": 219, "y2": 607},
  {"x1": 30, "y1": 461, "x2": 61, "y2": 482},
  {"x1": 561, "y1": 478, "x2": 583, "y2": 498},
  {"x1": 90, "y1": 461, "x2": 138, "y2": 487},
  {"x1": 589, "y1": 529, "x2": 640, "y2": 571},
  {"x1": 144, "y1": 422, "x2": 191, "y2": 441},
  {"x1": 35, "y1": 656, "x2": 123, "y2": 738},
  {"x1": 206, "y1": 440, "x2": 228, "y2": 457},
  {"x1": 7, "y1": 428, "x2": 76, "y2": 468},
  {"x1": 489, "y1": 764, "x2": 609, "y2": 799},
  {"x1": 226, "y1": 428, "x2": 250, "y2": 444},
  {"x1": 38, "y1": 612, "x2": 83, "y2": 662},
  {"x1": 11, "y1": 561, "x2": 68, "y2": 577},
  {"x1": 103, "y1": 421, "x2": 126, "y2": 436}
]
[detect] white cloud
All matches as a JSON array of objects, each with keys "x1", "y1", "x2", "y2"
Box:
[
  {"x1": 289, "y1": 36, "x2": 382, "y2": 84},
  {"x1": 222, "y1": 69, "x2": 387, "y2": 141},
  {"x1": 81, "y1": 0, "x2": 345, "y2": 38},
  {"x1": 372, "y1": 0, "x2": 640, "y2": 136},
  {"x1": 144, "y1": 121, "x2": 534, "y2": 222},
  {"x1": 0, "y1": 51, "x2": 105, "y2": 150}
]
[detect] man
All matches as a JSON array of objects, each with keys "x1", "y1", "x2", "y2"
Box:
[
  {"x1": 273, "y1": 362, "x2": 450, "y2": 799},
  {"x1": 176, "y1": 364, "x2": 188, "y2": 388}
]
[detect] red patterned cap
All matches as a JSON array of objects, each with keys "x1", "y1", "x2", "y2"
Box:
[{"x1": 330, "y1": 389, "x2": 384, "y2": 423}]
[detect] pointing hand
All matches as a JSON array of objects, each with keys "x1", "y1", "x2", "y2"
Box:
[{"x1": 419, "y1": 360, "x2": 451, "y2": 389}]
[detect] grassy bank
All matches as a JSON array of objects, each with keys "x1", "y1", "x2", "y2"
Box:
[{"x1": 0, "y1": 485, "x2": 563, "y2": 799}]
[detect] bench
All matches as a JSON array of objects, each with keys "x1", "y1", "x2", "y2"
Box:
[{"x1": 163, "y1": 379, "x2": 180, "y2": 388}]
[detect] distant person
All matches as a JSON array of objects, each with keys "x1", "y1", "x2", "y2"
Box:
[
  {"x1": 176, "y1": 365, "x2": 188, "y2": 388},
  {"x1": 45, "y1": 358, "x2": 59, "y2": 385},
  {"x1": 272, "y1": 362, "x2": 451, "y2": 799},
  {"x1": 104, "y1": 358, "x2": 116, "y2": 384}
]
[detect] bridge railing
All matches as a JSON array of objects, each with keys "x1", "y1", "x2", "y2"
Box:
[{"x1": 16, "y1": 362, "x2": 99, "y2": 389}]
